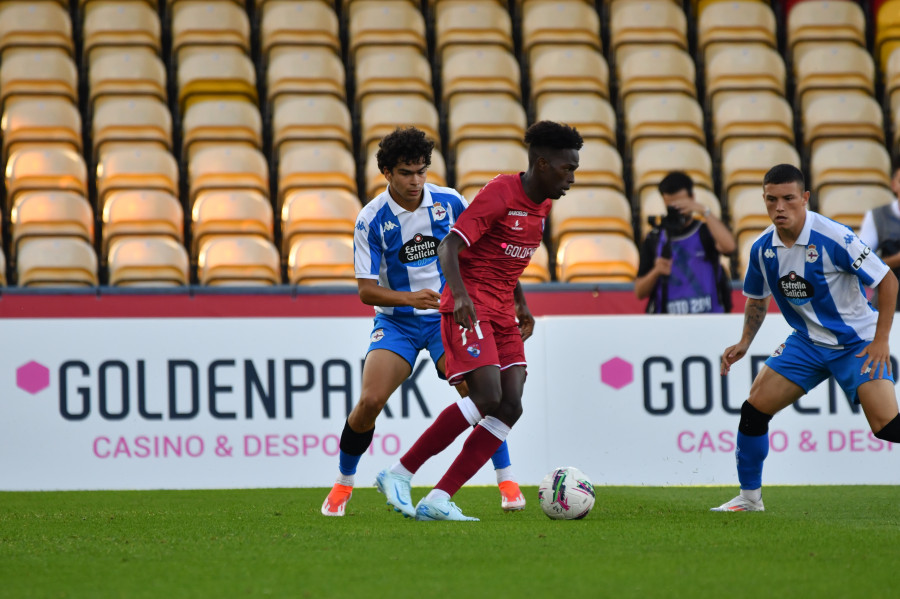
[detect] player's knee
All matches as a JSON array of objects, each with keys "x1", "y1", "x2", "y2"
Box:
[
  {"x1": 356, "y1": 392, "x2": 388, "y2": 420},
  {"x1": 874, "y1": 414, "x2": 900, "y2": 442},
  {"x1": 739, "y1": 400, "x2": 773, "y2": 436}
]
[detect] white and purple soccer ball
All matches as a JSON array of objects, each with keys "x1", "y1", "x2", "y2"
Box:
[{"x1": 538, "y1": 466, "x2": 596, "y2": 520}]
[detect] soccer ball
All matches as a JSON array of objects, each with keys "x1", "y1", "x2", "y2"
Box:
[{"x1": 537, "y1": 466, "x2": 595, "y2": 520}]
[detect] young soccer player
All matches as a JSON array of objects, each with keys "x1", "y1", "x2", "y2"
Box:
[
  {"x1": 376, "y1": 121, "x2": 584, "y2": 520},
  {"x1": 713, "y1": 163, "x2": 900, "y2": 512},
  {"x1": 321, "y1": 127, "x2": 524, "y2": 517}
]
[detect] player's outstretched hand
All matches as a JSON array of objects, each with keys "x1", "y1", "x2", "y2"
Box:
[
  {"x1": 409, "y1": 289, "x2": 441, "y2": 310},
  {"x1": 856, "y1": 338, "x2": 893, "y2": 379},
  {"x1": 720, "y1": 340, "x2": 750, "y2": 376},
  {"x1": 516, "y1": 304, "x2": 534, "y2": 341}
]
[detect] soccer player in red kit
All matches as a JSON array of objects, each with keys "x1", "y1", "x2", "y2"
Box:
[{"x1": 377, "y1": 120, "x2": 584, "y2": 520}]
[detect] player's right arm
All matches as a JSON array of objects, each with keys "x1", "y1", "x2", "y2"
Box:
[
  {"x1": 357, "y1": 279, "x2": 440, "y2": 310},
  {"x1": 721, "y1": 297, "x2": 770, "y2": 375},
  {"x1": 438, "y1": 231, "x2": 476, "y2": 330}
]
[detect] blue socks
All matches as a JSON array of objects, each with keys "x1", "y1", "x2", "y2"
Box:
[
  {"x1": 736, "y1": 431, "x2": 769, "y2": 490},
  {"x1": 490, "y1": 439, "x2": 512, "y2": 470}
]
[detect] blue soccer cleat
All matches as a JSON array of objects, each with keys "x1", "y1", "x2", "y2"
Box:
[
  {"x1": 375, "y1": 469, "x2": 415, "y2": 518},
  {"x1": 414, "y1": 496, "x2": 479, "y2": 521}
]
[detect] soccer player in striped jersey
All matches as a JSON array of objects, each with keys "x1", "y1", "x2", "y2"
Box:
[
  {"x1": 713, "y1": 163, "x2": 900, "y2": 512},
  {"x1": 321, "y1": 127, "x2": 524, "y2": 517}
]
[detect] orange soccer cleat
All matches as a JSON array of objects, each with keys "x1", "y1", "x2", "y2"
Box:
[
  {"x1": 498, "y1": 480, "x2": 526, "y2": 511},
  {"x1": 321, "y1": 483, "x2": 353, "y2": 516}
]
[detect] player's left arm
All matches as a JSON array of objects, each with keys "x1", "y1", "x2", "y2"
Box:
[
  {"x1": 513, "y1": 281, "x2": 534, "y2": 341},
  {"x1": 859, "y1": 269, "x2": 898, "y2": 379}
]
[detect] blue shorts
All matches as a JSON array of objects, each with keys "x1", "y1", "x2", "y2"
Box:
[
  {"x1": 366, "y1": 313, "x2": 445, "y2": 377},
  {"x1": 765, "y1": 333, "x2": 894, "y2": 404}
]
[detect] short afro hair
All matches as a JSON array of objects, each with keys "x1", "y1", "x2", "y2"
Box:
[
  {"x1": 763, "y1": 163, "x2": 805, "y2": 189},
  {"x1": 524, "y1": 120, "x2": 584, "y2": 152},
  {"x1": 376, "y1": 127, "x2": 434, "y2": 173}
]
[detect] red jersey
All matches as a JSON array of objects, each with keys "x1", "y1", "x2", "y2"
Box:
[{"x1": 439, "y1": 173, "x2": 551, "y2": 325}]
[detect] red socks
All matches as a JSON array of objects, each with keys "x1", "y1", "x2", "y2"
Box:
[
  {"x1": 434, "y1": 424, "x2": 504, "y2": 497},
  {"x1": 399, "y1": 403, "x2": 471, "y2": 473}
]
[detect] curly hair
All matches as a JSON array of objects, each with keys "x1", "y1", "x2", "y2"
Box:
[
  {"x1": 762, "y1": 163, "x2": 804, "y2": 188},
  {"x1": 524, "y1": 120, "x2": 584, "y2": 152},
  {"x1": 376, "y1": 127, "x2": 434, "y2": 173}
]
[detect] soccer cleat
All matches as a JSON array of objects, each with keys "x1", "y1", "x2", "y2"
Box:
[
  {"x1": 710, "y1": 494, "x2": 765, "y2": 512},
  {"x1": 498, "y1": 480, "x2": 526, "y2": 511},
  {"x1": 414, "y1": 496, "x2": 480, "y2": 521},
  {"x1": 375, "y1": 469, "x2": 415, "y2": 518},
  {"x1": 321, "y1": 483, "x2": 353, "y2": 517}
]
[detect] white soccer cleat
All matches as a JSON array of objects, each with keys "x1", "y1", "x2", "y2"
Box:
[
  {"x1": 415, "y1": 496, "x2": 479, "y2": 521},
  {"x1": 710, "y1": 494, "x2": 765, "y2": 512},
  {"x1": 375, "y1": 469, "x2": 415, "y2": 518}
]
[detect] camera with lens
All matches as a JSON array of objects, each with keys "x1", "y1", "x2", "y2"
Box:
[{"x1": 647, "y1": 206, "x2": 692, "y2": 234}]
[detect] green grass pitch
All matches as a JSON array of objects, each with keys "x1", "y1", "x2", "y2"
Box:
[{"x1": 1, "y1": 486, "x2": 898, "y2": 598}]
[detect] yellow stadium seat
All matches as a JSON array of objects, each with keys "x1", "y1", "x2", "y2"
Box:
[
  {"x1": 96, "y1": 147, "x2": 179, "y2": 209},
  {"x1": 182, "y1": 99, "x2": 262, "y2": 161},
  {"x1": 877, "y1": 0, "x2": 900, "y2": 71},
  {"x1": 618, "y1": 46, "x2": 696, "y2": 114},
  {"x1": 278, "y1": 142, "x2": 357, "y2": 203},
  {"x1": 794, "y1": 44, "x2": 875, "y2": 113},
  {"x1": 519, "y1": 242, "x2": 551, "y2": 284},
  {"x1": 697, "y1": 1, "x2": 776, "y2": 64},
  {"x1": 171, "y1": 0, "x2": 251, "y2": 64},
  {"x1": 107, "y1": 236, "x2": 190, "y2": 287},
  {"x1": 348, "y1": 0, "x2": 426, "y2": 62},
  {"x1": 713, "y1": 92, "x2": 794, "y2": 156},
  {"x1": 9, "y1": 191, "x2": 93, "y2": 260},
  {"x1": 738, "y1": 229, "x2": 763, "y2": 278},
  {"x1": 788, "y1": 0, "x2": 865, "y2": 67},
  {"x1": 530, "y1": 45, "x2": 608, "y2": 111},
  {"x1": 573, "y1": 140, "x2": 625, "y2": 192},
  {"x1": 272, "y1": 94, "x2": 352, "y2": 160},
  {"x1": 447, "y1": 93, "x2": 526, "y2": 153},
  {"x1": 550, "y1": 187, "x2": 633, "y2": 246},
  {"x1": 89, "y1": 49, "x2": 167, "y2": 113},
  {"x1": 5, "y1": 147, "x2": 87, "y2": 215},
  {"x1": 82, "y1": 1, "x2": 161, "y2": 66},
  {"x1": 802, "y1": 93, "x2": 884, "y2": 154},
  {"x1": 0, "y1": 49, "x2": 78, "y2": 111},
  {"x1": 267, "y1": 47, "x2": 345, "y2": 106},
  {"x1": 442, "y1": 46, "x2": 520, "y2": 106},
  {"x1": 721, "y1": 139, "x2": 801, "y2": 207},
  {"x1": 455, "y1": 141, "x2": 528, "y2": 200},
  {"x1": 609, "y1": 0, "x2": 688, "y2": 67},
  {"x1": 729, "y1": 186, "x2": 770, "y2": 235},
  {"x1": 91, "y1": 97, "x2": 172, "y2": 161},
  {"x1": 281, "y1": 188, "x2": 359, "y2": 254},
  {"x1": 705, "y1": 45, "x2": 786, "y2": 112},
  {"x1": 809, "y1": 139, "x2": 892, "y2": 198},
  {"x1": 287, "y1": 235, "x2": 355, "y2": 286},
  {"x1": 17, "y1": 237, "x2": 98, "y2": 287},
  {"x1": 360, "y1": 95, "x2": 440, "y2": 155},
  {"x1": 817, "y1": 185, "x2": 896, "y2": 230},
  {"x1": 626, "y1": 94, "x2": 705, "y2": 156},
  {"x1": 556, "y1": 233, "x2": 640, "y2": 283},
  {"x1": 188, "y1": 145, "x2": 268, "y2": 205},
  {"x1": 191, "y1": 190, "x2": 274, "y2": 257},
  {"x1": 0, "y1": 2, "x2": 73, "y2": 60},
  {"x1": 198, "y1": 236, "x2": 282, "y2": 286},
  {"x1": 101, "y1": 190, "x2": 184, "y2": 256},
  {"x1": 355, "y1": 46, "x2": 433, "y2": 108},
  {"x1": 884, "y1": 47, "x2": 900, "y2": 116},
  {"x1": 536, "y1": 93, "x2": 616, "y2": 147},
  {"x1": 521, "y1": 0, "x2": 601, "y2": 60},
  {"x1": 632, "y1": 141, "x2": 713, "y2": 204},
  {"x1": 177, "y1": 48, "x2": 257, "y2": 113},
  {"x1": 365, "y1": 146, "x2": 447, "y2": 199},
  {"x1": 261, "y1": 0, "x2": 340, "y2": 63},
  {"x1": 435, "y1": 0, "x2": 513, "y2": 59},
  {"x1": 1, "y1": 97, "x2": 82, "y2": 165}
]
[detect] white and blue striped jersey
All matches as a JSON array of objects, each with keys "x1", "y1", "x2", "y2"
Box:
[
  {"x1": 354, "y1": 183, "x2": 468, "y2": 316},
  {"x1": 744, "y1": 211, "x2": 889, "y2": 347}
]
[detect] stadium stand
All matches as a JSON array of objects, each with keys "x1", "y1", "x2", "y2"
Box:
[
  {"x1": 287, "y1": 235, "x2": 355, "y2": 286},
  {"x1": 107, "y1": 235, "x2": 190, "y2": 287}
]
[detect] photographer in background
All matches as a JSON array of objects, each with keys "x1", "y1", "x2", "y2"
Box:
[
  {"x1": 634, "y1": 171, "x2": 736, "y2": 314},
  {"x1": 859, "y1": 165, "x2": 900, "y2": 311}
]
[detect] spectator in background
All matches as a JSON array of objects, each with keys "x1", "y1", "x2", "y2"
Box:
[
  {"x1": 859, "y1": 165, "x2": 900, "y2": 310},
  {"x1": 634, "y1": 171, "x2": 736, "y2": 314}
]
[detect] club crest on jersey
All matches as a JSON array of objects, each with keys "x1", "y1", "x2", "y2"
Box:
[
  {"x1": 399, "y1": 233, "x2": 439, "y2": 267},
  {"x1": 431, "y1": 202, "x2": 447, "y2": 221},
  {"x1": 764, "y1": 248, "x2": 776, "y2": 259},
  {"x1": 371, "y1": 329, "x2": 385, "y2": 343},
  {"x1": 771, "y1": 343, "x2": 786, "y2": 357},
  {"x1": 466, "y1": 343, "x2": 481, "y2": 357},
  {"x1": 779, "y1": 271, "x2": 814, "y2": 305},
  {"x1": 805, "y1": 244, "x2": 819, "y2": 263}
]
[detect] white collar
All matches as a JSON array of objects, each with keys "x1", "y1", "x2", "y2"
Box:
[{"x1": 384, "y1": 184, "x2": 433, "y2": 216}]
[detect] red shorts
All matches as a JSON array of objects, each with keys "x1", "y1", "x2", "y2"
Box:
[{"x1": 440, "y1": 313, "x2": 526, "y2": 385}]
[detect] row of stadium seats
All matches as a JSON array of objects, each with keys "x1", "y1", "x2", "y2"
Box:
[{"x1": 1, "y1": 0, "x2": 899, "y2": 289}]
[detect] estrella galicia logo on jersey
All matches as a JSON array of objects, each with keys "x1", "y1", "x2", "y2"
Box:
[
  {"x1": 431, "y1": 202, "x2": 447, "y2": 221},
  {"x1": 356, "y1": 220, "x2": 367, "y2": 232},
  {"x1": 805, "y1": 244, "x2": 819, "y2": 263},
  {"x1": 779, "y1": 271, "x2": 814, "y2": 305},
  {"x1": 467, "y1": 343, "x2": 481, "y2": 358},
  {"x1": 771, "y1": 343, "x2": 786, "y2": 357},
  {"x1": 371, "y1": 329, "x2": 385, "y2": 343},
  {"x1": 399, "y1": 234, "x2": 439, "y2": 267},
  {"x1": 764, "y1": 248, "x2": 775, "y2": 259},
  {"x1": 851, "y1": 246, "x2": 870, "y2": 270}
]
